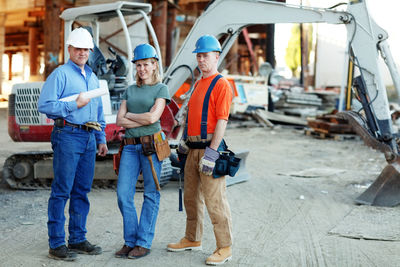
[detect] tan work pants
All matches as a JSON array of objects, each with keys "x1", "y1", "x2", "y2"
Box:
[{"x1": 183, "y1": 148, "x2": 233, "y2": 248}]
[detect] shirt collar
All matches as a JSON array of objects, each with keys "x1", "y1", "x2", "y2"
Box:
[{"x1": 67, "y1": 59, "x2": 93, "y2": 77}]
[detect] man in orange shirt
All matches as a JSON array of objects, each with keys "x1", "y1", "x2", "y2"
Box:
[{"x1": 167, "y1": 35, "x2": 233, "y2": 265}]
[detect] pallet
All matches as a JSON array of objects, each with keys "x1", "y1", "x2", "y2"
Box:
[{"x1": 304, "y1": 128, "x2": 361, "y2": 141}]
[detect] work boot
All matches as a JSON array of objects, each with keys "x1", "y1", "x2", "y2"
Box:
[
  {"x1": 167, "y1": 237, "x2": 202, "y2": 252},
  {"x1": 68, "y1": 240, "x2": 102, "y2": 255},
  {"x1": 115, "y1": 245, "x2": 134, "y2": 258},
  {"x1": 127, "y1": 246, "x2": 151, "y2": 259},
  {"x1": 205, "y1": 246, "x2": 232, "y2": 265},
  {"x1": 48, "y1": 245, "x2": 77, "y2": 261}
]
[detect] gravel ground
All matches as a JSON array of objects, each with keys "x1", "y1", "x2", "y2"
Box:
[{"x1": 2, "y1": 107, "x2": 400, "y2": 267}]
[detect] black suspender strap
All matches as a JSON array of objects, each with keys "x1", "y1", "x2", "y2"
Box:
[{"x1": 200, "y1": 74, "x2": 222, "y2": 139}]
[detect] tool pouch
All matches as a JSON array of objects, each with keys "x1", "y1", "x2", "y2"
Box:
[
  {"x1": 54, "y1": 118, "x2": 65, "y2": 128},
  {"x1": 140, "y1": 135, "x2": 156, "y2": 156},
  {"x1": 212, "y1": 139, "x2": 241, "y2": 178},
  {"x1": 113, "y1": 141, "x2": 125, "y2": 175},
  {"x1": 154, "y1": 131, "x2": 171, "y2": 161}
]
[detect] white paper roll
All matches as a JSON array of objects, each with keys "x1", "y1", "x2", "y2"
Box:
[{"x1": 59, "y1": 87, "x2": 107, "y2": 102}]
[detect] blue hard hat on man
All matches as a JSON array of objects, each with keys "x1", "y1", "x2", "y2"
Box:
[
  {"x1": 193, "y1": 35, "x2": 222, "y2": 53},
  {"x1": 132, "y1": 43, "x2": 159, "y2": 63}
]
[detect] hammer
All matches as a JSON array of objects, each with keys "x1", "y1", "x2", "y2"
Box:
[{"x1": 147, "y1": 155, "x2": 161, "y2": 191}]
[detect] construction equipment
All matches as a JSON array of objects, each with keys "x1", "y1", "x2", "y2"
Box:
[
  {"x1": 4, "y1": 0, "x2": 400, "y2": 207},
  {"x1": 4, "y1": 1, "x2": 249, "y2": 190},
  {"x1": 5, "y1": 2, "x2": 179, "y2": 189},
  {"x1": 163, "y1": 0, "x2": 400, "y2": 206}
]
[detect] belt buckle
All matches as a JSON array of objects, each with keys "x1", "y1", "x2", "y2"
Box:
[{"x1": 84, "y1": 125, "x2": 92, "y2": 132}]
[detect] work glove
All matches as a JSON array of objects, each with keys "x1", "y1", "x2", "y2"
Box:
[
  {"x1": 177, "y1": 138, "x2": 189, "y2": 155},
  {"x1": 199, "y1": 146, "x2": 220, "y2": 176},
  {"x1": 85, "y1": 121, "x2": 102, "y2": 131}
]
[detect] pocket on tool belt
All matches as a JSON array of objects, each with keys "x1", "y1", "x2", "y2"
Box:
[
  {"x1": 154, "y1": 131, "x2": 171, "y2": 161},
  {"x1": 212, "y1": 139, "x2": 241, "y2": 178},
  {"x1": 140, "y1": 135, "x2": 156, "y2": 156}
]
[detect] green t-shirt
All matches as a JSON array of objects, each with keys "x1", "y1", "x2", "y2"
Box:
[{"x1": 122, "y1": 83, "x2": 170, "y2": 138}]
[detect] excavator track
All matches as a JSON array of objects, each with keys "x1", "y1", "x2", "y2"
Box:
[
  {"x1": 2, "y1": 152, "x2": 173, "y2": 190},
  {"x1": 2, "y1": 151, "x2": 54, "y2": 190}
]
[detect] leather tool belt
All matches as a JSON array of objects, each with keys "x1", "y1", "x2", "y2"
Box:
[
  {"x1": 123, "y1": 137, "x2": 142, "y2": 145},
  {"x1": 186, "y1": 141, "x2": 211, "y2": 149},
  {"x1": 54, "y1": 118, "x2": 93, "y2": 132},
  {"x1": 123, "y1": 132, "x2": 171, "y2": 161},
  {"x1": 114, "y1": 131, "x2": 171, "y2": 175}
]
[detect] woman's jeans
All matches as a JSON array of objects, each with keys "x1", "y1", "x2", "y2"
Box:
[
  {"x1": 117, "y1": 144, "x2": 162, "y2": 249},
  {"x1": 47, "y1": 125, "x2": 96, "y2": 249}
]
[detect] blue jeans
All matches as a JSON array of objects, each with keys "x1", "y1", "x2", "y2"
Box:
[
  {"x1": 47, "y1": 125, "x2": 96, "y2": 249},
  {"x1": 117, "y1": 144, "x2": 161, "y2": 249}
]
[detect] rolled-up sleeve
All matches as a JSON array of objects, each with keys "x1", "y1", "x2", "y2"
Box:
[{"x1": 95, "y1": 98, "x2": 106, "y2": 144}]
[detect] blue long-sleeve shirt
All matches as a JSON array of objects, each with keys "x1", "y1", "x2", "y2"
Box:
[{"x1": 38, "y1": 60, "x2": 106, "y2": 144}]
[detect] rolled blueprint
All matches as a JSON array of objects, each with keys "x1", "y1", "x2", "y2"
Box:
[{"x1": 59, "y1": 87, "x2": 107, "y2": 102}]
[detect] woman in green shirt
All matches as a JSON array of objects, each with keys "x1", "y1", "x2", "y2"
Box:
[{"x1": 114, "y1": 44, "x2": 170, "y2": 259}]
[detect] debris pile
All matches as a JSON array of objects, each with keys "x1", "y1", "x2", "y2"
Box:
[{"x1": 227, "y1": 75, "x2": 360, "y2": 141}]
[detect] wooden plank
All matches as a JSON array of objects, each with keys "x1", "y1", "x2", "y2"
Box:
[
  {"x1": 252, "y1": 109, "x2": 274, "y2": 128},
  {"x1": 307, "y1": 118, "x2": 354, "y2": 134},
  {"x1": 257, "y1": 109, "x2": 307, "y2": 126},
  {"x1": 305, "y1": 128, "x2": 361, "y2": 141}
]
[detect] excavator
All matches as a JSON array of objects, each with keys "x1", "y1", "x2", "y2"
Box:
[{"x1": 4, "y1": 0, "x2": 400, "y2": 207}]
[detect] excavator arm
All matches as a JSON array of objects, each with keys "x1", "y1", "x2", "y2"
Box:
[
  {"x1": 164, "y1": 0, "x2": 353, "y2": 94},
  {"x1": 164, "y1": 0, "x2": 400, "y2": 206}
]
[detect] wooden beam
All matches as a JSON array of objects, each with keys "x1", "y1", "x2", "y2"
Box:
[
  {"x1": 0, "y1": 12, "x2": 5, "y2": 94},
  {"x1": 242, "y1": 28, "x2": 258, "y2": 74},
  {"x1": 29, "y1": 27, "x2": 39, "y2": 76},
  {"x1": 7, "y1": 53, "x2": 13, "y2": 81},
  {"x1": 166, "y1": 3, "x2": 178, "y2": 66},
  {"x1": 44, "y1": 0, "x2": 61, "y2": 78},
  {"x1": 28, "y1": 9, "x2": 45, "y2": 18},
  {"x1": 151, "y1": 0, "x2": 168, "y2": 65}
]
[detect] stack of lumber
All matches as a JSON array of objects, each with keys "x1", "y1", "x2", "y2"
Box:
[{"x1": 307, "y1": 113, "x2": 354, "y2": 134}]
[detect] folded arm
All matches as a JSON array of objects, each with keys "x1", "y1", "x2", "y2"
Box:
[
  {"x1": 124, "y1": 98, "x2": 166, "y2": 125},
  {"x1": 116, "y1": 100, "x2": 144, "y2": 128}
]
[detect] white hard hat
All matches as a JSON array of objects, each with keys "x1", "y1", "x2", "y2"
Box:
[{"x1": 66, "y1": 27, "x2": 94, "y2": 49}]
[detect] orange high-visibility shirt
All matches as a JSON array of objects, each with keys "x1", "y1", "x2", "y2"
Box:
[{"x1": 187, "y1": 73, "x2": 233, "y2": 136}]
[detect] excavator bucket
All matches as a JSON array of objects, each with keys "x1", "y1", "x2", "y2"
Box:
[
  {"x1": 337, "y1": 111, "x2": 400, "y2": 207},
  {"x1": 356, "y1": 162, "x2": 400, "y2": 207}
]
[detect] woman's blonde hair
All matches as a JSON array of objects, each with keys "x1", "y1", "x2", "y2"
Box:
[{"x1": 135, "y1": 58, "x2": 162, "y2": 87}]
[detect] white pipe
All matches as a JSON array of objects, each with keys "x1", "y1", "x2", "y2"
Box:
[
  {"x1": 138, "y1": 9, "x2": 163, "y2": 77},
  {"x1": 64, "y1": 20, "x2": 73, "y2": 62},
  {"x1": 379, "y1": 40, "x2": 400, "y2": 102},
  {"x1": 117, "y1": 9, "x2": 133, "y2": 85}
]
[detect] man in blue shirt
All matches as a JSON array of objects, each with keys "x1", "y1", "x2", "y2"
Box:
[{"x1": 38, "y1": 27, "x2": 108, "y2": 261}]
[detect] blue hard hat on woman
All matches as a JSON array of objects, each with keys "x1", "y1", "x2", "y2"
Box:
[
  {"x1": 132, "y1": 43, "x2": 159, "y2": 63},
  {"x1": 192, "y1": 35, "x2": 222, "y2": 53}
]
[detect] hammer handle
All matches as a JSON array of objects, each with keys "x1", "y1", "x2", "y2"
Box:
[{"x1": 147, "y1": 155, "x2": 161, "y2": 191}]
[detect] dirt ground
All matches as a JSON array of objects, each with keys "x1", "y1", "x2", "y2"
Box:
[{"x1": 2, "y1": 107, "x2": 400, "y2": 267}]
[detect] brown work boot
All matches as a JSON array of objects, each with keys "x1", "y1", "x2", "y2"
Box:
[
  {"x1": 127, "y1": 246, "x2": 150, "y2": 259},
  {"x1": 167, "y1": 237, "x2": 202, "y2": 252},
  {"x1": 205, "y1": 246, "x2": 232, "y2": 265},
  {"x1": 115, "y1": 245, "x2": 133, "y2": 258}
]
